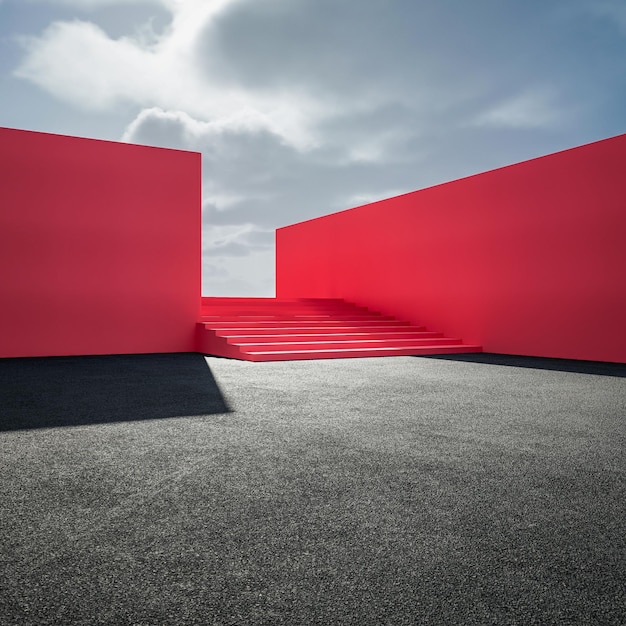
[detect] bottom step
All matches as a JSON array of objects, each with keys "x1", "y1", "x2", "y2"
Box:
[{"x1": 242, "y1": 344, "x2": 482, "y2": 362}]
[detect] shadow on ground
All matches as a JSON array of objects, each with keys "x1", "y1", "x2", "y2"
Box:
[
  {"x1": 0, "y1": 352, "x2": 231, "y2": 431},
  {"x1": 421, "y1": 352, "x2": 626, "y2": 377}
]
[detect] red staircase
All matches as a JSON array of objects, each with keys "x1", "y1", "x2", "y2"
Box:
[{"x1": 197, "y1": 298, "x2": 482, "y2": 362}]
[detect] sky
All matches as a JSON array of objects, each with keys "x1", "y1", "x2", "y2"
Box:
[{"x1": 1, "y1": 0, "x2": 625, "y2": 296}]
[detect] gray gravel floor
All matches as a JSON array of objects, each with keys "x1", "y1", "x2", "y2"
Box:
[{"x1": 1, "y1": 353, "x2": 625, "y2": 625}]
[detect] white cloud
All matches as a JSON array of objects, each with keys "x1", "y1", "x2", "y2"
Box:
[
  {"x1": 343, "y1": 190, "x2": 410, "y2": 209},
  {"x1": 16, "y1": 20, "x2": 161, "y2": 110},
  {"x1": 25, "y1": 0, "x2": 165, "y2": 6},
  {"x1": 203, "y1": 224, "x2": 273, "y2": 258},
  {"x1": 202, "y1": 249, "x2": 275, "y2": 297},
  {"x1": 14, "y1": 1, "x2": 583, "y2": 154},
  {"x1": 122, "y1": 106, "x2": 278, "y2": 146},
  {"x1": 472, "y1": 89, "x2": 562, "y2": 129},
  {"x1": 14, "y1": 0, "x2": 324, "y2": 149}
]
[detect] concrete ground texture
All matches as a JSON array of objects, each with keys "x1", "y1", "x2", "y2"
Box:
[{"x1": 1, "y1": 352, "x2": 625, "y2": 625}]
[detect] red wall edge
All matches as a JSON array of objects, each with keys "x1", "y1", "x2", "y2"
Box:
[
  {"x1": 0, "y1": 127, "x2": 201, "y2": 358},
  {"x1": 276, "y1": 133, "x2": 626, "y2": 363}
]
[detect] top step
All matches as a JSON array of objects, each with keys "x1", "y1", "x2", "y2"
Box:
[
  {"x1": 202, "y1": 297, "x2": 349, "y2": 304},
  {"x1": 200, "y1": 297, "x2": 378, "y2": 318}
]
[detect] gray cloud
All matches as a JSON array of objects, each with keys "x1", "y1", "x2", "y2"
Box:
[
  {"x1": 201, "y1": 1, "x2": 569, "y2": 111},
  {"x1": 204, "y1": 225, "x2": 274, "y2": 258}
]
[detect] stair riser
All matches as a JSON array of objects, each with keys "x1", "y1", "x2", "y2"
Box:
[
  {"x1": 204, "y1": 320, "x2": 409, "y2": 329},
  {"x1": 202, "y1": 298, "x2": 348, "y2": 303},
  {"x1": 243, "y1": 345, "x2": 483, "y2": 361},
  {"x1": 201, "y1": 304, "x2": 373, "y2": 311},
  {"x1": 200, "y1": 310, "x2": 378, "y2": 318},
  {"x1": 202, "y1": 300, "x2": 360, "y2": 307},
  {"x1": 211, "y1": 325, "x2": 426, "y2": 335},
  {"x1": 201, "y1": 302, "x2": 369, "y2": 308},
  {"x1": 201, "y1": 299, "x2": 365, "y2": 306},
  {"x1": 216, "y1": 331, "x2": 441, "y2": 341},
  {"x1": 231, "y1": 339, "x2": 460, "y2": 351},
  {"x1": 200, "y1": 315, "x2": 396, "y2": 322}
]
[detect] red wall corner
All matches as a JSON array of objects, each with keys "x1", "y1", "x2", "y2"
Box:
[{"x1": 0, "y1": 127, "x2": 201, "y2": 358}]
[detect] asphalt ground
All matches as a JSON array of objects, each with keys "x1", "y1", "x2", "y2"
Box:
[{"x1": 1, "y1": 352, "x2": 625, "y2": 625}]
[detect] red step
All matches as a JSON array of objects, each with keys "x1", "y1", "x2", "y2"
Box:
[
  {"x1": 203, "y1": 320, "x2": 410, "y2": 329},
  {"x1": 211, "y1": 325, "x2": 429, "y2": 336},
  {"x1": 199, "y1": 314, "x2": 397, "y2": 322},
  {"x1": 243, "y1": 344, "x2": 483, "y2": 362},
  {"x1": 215, "y1": 330, "x2": 441, "y2": 341},
  {"x1": 230, "y1": 337, "x2": 462, "y2": 351}
]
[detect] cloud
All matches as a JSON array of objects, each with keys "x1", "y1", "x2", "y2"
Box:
[
  {"x1": 201, "y1": 247, "x2": 275, "y2": 297},
  {"x1": 14, "y1": 0, "x2": 322, "y2": 149},
  {"x1": 204, "y1": 224, "x2": 274, "y2": 258},
  {"x1": 122, "y1": 106, "x2": 278, "y2": 148},
  {"x1": 15, "y1": 20, "x2": 161, "y2": 110},
  {"x1": 24, "y1": 0, "x2": 166, "y2": 6},
  {"x1": 471, "y1": 89, "x2": 562, "y2": 129},
  {"x1": 15, "y1": 1, "x2": 586, "y2": 153},
  {"x1": 15, "y1": 1, "x2": 564, "y2": 151}
]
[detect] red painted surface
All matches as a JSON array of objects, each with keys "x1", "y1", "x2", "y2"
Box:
[
  {"x1": 0, "y1": 127, "x2": 201, "y2": 358},
  {"x1": 276, "y1": 133, "x2": 626, "y2": 363}
]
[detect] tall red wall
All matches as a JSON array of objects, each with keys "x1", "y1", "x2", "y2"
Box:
[
  {"x1": 0, "y1": 127, "x2": 201, "y2": 358},
  {"x1": 276, "y1": 133, "x2": 626, "y2": 363}
]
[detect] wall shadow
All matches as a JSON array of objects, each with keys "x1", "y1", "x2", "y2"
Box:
[
  {"x1": 420, "y1": 352, "x2": 626, "y2": 378},
  {"x1": 0, "y1": 353, "x2": 231, "y2": 432}
]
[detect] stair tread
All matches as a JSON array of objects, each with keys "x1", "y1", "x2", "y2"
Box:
[
  {"x1": 244, "y1": 344, "x2": 481, "y2": 354},
  {"x1": 200, "y1": 316, "x2": 394, "y2": 321},
  {"x1": 200, "y1": 316, "x2": 408, "y2": 325},
  {"x1": 200, "y1": 322, "x2": 416, "y2": 330},
  {"x1": 217, "y1": 331, "x2": 438, "y2": 339},
  {"x1": 233, "y1": 338, "x2": 459, "y2": 346}
]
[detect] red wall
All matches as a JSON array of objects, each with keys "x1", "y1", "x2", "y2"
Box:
[
  {"x1": 0, "y1": 127, "x2": 201, "y2": 358},
  {"x1": 277, "y1": 133, "x2": 626, "y2": 363}
]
